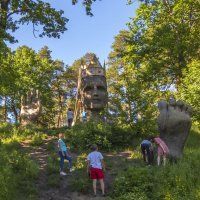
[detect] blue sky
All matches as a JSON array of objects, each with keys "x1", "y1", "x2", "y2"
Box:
[{"x1": 8, "y1": 0, "x2": 139, "y2": 66}]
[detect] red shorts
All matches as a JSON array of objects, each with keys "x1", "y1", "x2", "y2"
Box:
[{"x1": 90, "y1": 168, "x2": 104, "y2": 180}]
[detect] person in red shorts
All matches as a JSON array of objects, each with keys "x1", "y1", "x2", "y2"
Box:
[{"x1": 87, "y1": 144, "x2": 106, "y2": 197}]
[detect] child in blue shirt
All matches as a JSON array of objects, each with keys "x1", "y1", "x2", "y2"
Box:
[{"x1": 58, "y1": 133, "x2": 75, "y2": 175}]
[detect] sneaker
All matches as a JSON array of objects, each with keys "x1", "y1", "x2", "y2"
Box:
[
  {"x1": 69, "y1": 168, "x2": 75, "y2": 172},
  {"x1": 60, "y1": 171, "x2": 67, "y2": 176},
  {"x1": 102, "y1": 194, "x2": 106, "y2": 197}
]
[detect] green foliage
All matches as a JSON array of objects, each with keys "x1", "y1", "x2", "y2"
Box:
[
  {"x1": 177, "y1": 60, "x2": 200, "y2": 122},
  {"x1": 107, "y1": 0, "x2": 200, "y2": 127},
  {"x1": 67, "y1": 121, "x2": 156, "y2": 151},
  {"x1": 110, "y1": 126, "x2": 200, "y2": 200},
  {"x1": 47, "y1": 154, "x2": 59, "y2": 175},
  {"x1": 71, "y1": 171, "x2": 91, "y2": 194},
  {"x1": 47, "y1": 140, "x2": 56, "y2": 152},
  {"x1": 75, "y1": 153, "x2": 87, "y2": 169},
  {"x1": 113, "y1": 167, "x2": 154, "y2": 197},
  {"x1": 68, "y1": 121, "x2": 112, "y2": 151},
  {"x1": 0, "y1": 0, "x2": 68, "y2": 44},
  {"x1": 0, "y1": 123, "x2": 39, "y2": 200},
  {"x1": 46, "y1": 147, "x2": 61, "y2": 188},
  {"x1": 0, "y1": 147, "x2": 39, "y2": 200},
  {"x1": 110, "y1": 123, "x2": 135, "y2": 147},
  {"x1": 107, "y1": 192, "x2": 148, "y2": 200},
  {"x1": 0, "y1": 122, "x2": 16, "y2": 138},
  {"x1": 30, "y1": 133, "x2": 47, "y2": 146},
  {"x1": 0, "y1": 167, "x2": 14, "y2": 200}
]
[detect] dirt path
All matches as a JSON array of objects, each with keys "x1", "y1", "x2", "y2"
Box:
[{"x1": 21, "y1": 137, "x2": 134, "y2": 200}]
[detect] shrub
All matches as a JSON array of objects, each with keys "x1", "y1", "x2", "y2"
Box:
[
  {"x1": 68, "y1": 121, "x2": 112, "y2": 151},
  {"x1": 0, "y1": 167, "x2": 15, "y2": 200},
  {"x1": 30, "y1": 133, "x2": 47, "y2": 146},
  {"x1": 47, "y1": 154, "x2": 59, "y2": 175},
  {"x1": 0, "y1": 125, "x2": 40, "y2": 200},
  {"x1": 75, "y1": 153, "x2": 87, "y2": 169}
]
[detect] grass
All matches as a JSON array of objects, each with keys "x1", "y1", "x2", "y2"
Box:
[
  {"x1": 1, "y1": 122, "x2": 200, "y2": 200},
  {"x1": 108, "y1": 125, "x2": 200, "y2": 200},
  {"x1": 0, "y1": 123, "x2": 40, "y2": 200}
]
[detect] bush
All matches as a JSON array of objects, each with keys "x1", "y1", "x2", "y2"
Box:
[
  {"x1": 0, "y1": 167, "x2": 15, "y2": 200},
  {"x1": 30, "y1": 133, "x2": 47, "y2": 146},
  {"x1": 47, "y1": 154, "x2": 59, "y2": 175},
  {"x1": 0, "y1": 124, "x2": 40, "y2": 200},
  {"x1": 110, "y1": 124, "x2": 135, "y2": 148},
  {"x1": 68, "y1": 121, "x2": 112, "y2": 151}
]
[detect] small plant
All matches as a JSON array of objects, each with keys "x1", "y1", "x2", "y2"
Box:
[
  {"x1": 47, "y1": 154, "x2": 59, "y2": 175},
  {"x1": 71, "y1": 174, "x2": 91, "y2": 194},
  {"x1": 30, "y1": 133, "x2": 47, "y2": 146},
  {"x1": 47, "y1": 140, "x2": 56, "y2": 152},
  {"x1": 75, "y1": 153, "x2": 87, "y2": 169}
]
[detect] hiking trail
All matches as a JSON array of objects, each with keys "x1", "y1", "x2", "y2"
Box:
[{"x1": 21, "y1": 136, "x2": 134, "y2": 200}]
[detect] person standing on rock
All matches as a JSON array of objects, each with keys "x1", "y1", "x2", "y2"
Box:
[
  {"x1": 58, "y1": 133, "x2": 75, "y2": 175},
  {"x1": 87, "y1": 144, "x2": 106, "y2": 197}
]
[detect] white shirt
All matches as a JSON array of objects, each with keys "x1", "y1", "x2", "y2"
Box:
[{"x1": 87, "y1": 151, "x2": 103, "y2": 169}]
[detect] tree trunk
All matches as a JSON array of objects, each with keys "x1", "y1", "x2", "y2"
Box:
[{"x1": 11, "y1": 98, "x2": 18, "y2": 123}]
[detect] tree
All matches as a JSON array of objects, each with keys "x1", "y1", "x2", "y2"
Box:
[
  {"x1": 107, "y1": 30, "x2": 158, "y2": 132},
  {"x1": 0, "y1": 0, "x2": 69, "y2": 46},
  {"x1": 0, "y1": 0, "x2": 114, "y2": 47},
  {"x1": 106, "y1": 0, "x2": 200, "y2": 130},
  {"x1": 177, "y1": 60, "x2": 200, "y2": 122},
  {"x1": 0, "y1": 49, "x2": 19, "y2": 122},
  {"x1": 72, "y1": 0, "x2": 101, "y2": 16},
  {"x1": 127, "y1": 0, "x2": 200, "y2": 89}
]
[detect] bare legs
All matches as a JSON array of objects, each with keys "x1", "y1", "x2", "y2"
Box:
[
  {"x1": 157, "y1": 155, "x2": 167, "y2": 166},
  {"x1": 100, "y1": 179, "x2": 105, "y2": 195},
  {"x1": 157, "y1": 156, "x2": 161, "y2": 166},
  {"x1": 92, "y1": 179, "x2": 105, "y2": 196},
  {"x1": 93, "y1": 179, "x2": 97, "y2": 195}
]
